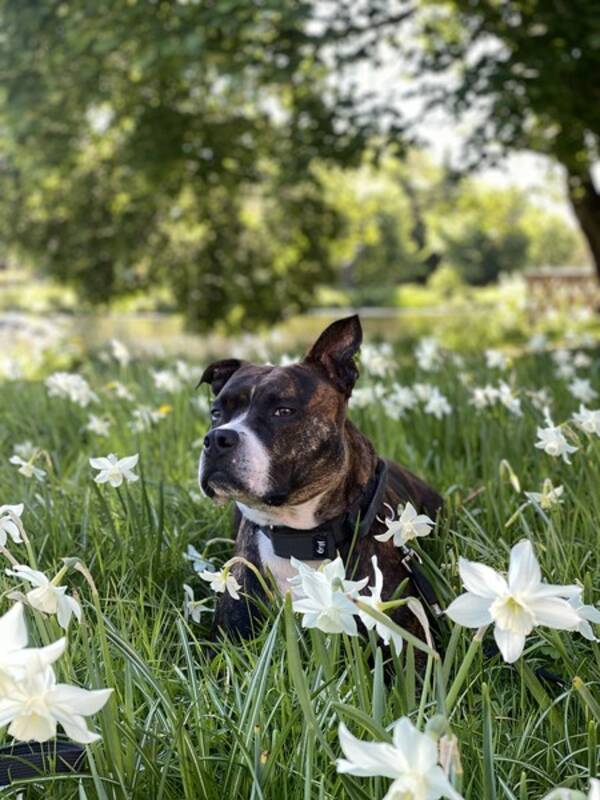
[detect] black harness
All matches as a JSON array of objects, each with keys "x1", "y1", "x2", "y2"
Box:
[{"x1": 254, "y1": 458, "x2": 443, "y2": 618}]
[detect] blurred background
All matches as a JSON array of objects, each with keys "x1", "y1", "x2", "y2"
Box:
[{"x1": 1, "y1": 0, "x2": 599, "y2": 370}]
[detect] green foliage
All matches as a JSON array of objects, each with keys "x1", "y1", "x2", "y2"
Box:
[
  {"x1": 522, "y1": 208, "x2": 589, "y2": 268},
  {"x1": 0, "y1": 0, "x2": 399, "y2": 331},
  {"x1": 325, "y1": 156, "x2": 585, "y2": 293},
  {"x1": 0, "y1": 334, "x2": 599, "y2": 798},
  {"x1": 407, "y1": 0, "x2": 600, "y2": 273},
  {"x1": 427, "y1": 264, "x2": 464, "y2": 298},
  {"x1": 0, "y1": 0, "x2": 596, "y2": 327}
]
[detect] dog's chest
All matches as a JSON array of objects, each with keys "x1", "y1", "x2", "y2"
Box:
[{"x1": 256, "y1": 530, "x2": 321, "y2": 595}]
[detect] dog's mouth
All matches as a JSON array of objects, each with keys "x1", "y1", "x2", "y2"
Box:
[
  {"x1": 201, "y1": 469, "x2": 288, "y2": 507},
  {"x1": 201, "y1": 470, "x2": 239, "y2": 500}
]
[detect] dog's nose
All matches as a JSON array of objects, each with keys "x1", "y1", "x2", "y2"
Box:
[{"x1": 203, "y1": 428, "x2": 239, "y2": 454}]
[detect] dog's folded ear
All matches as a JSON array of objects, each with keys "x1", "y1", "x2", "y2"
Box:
[
  {"x1": 197, "y1": 359, "x2": 245, "y2": 395},
  {"x1": 304, "y1": 315, "x2": 362, "y2": 397}
]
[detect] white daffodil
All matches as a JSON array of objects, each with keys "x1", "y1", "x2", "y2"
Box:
[
  {"x1": 199, "y1": 567, "x2": 241, "y2": 600},
  {"x1": 413, "y1": 383, "x2": 434, "y2": 402},
  {"x1": 0, "y1": 659, "x2": 112, "y2": 744},
  {"x1": 470, "y1": 385, "x2": 499, "y2": 410},
  {"x1": 183, "y1": 584, "x2": 212, "y2": 623},
  {"x1": 485, "y1": 349, "x2": 508, "y2": 370},
  {"x1": 572, "y1": 406, "x2": 600, "y2": 437},
  {"x1": 336, "y1": 717, "x2": 464, "y2": 800},
  {"x1": 527, "y1": 333, "x2": 548, "y2": 353},
  {"x1": 184, "y1": 544, "x2": 212, "y2": 574},
  {"x1": 535, "y1": 418, "x2": 578, "y2": 463},
  {"x1": 105, "y1": 381, "x2": 135, "y2": 401},
  {"x1": 85, "y1": 415, "x2": 111, "y2": 437},
  {"x1": 0, "y1": 603, "x2": 27, "y2": 653},
  {"x1": 357, "y1": 557, "x2": 404, "y2": 654},
  {"x1": 528, "y1": 388, "x2": 553, "y2": 412},
  {"x1": 383, "y1": 385, "x2": 417, "y2": 419},
  {"x1": 292, "y1": 577, "x2": 359, "y2": 635},
  {"x1": 555, "y1": 362, "x2": 576, "y2": 380},
  {"x1": 175, "y1": 359, "x2": 201, "y2": 383},
  {"x1": 0, "y1": 503, "x2": 24, "y2": 547},
  {"x1": 110, "y1": 338, "x2": 130, "y2": 367},
  {"x1": 9, "y1": 455, "x2": 46, "y2": 481},
  {"x1": 542, "y1": 778, "x2": 600, "y2": 800},
  {"x1": 415, "y1": 337, "x2": 442, "y2": 371},
  {"x1": 12, "y1": 441, "x2": 36, "y2": 460},
  {"x1": 45, "y1": 372, "x2": 97, "y2": 407},
  {"x1": 6, "y1": 566, "x2": 82, "y2": 630},
  {"x1": 0, "y1": 603, "x2": 66, "y2": 690},
  {"x1": 192, "y1": 394, "x2": 210, "y2": 415},
  {"x1": 573, "y1": 352, "x2": 592, "y2": 369},
  {"x1": 129, "y1": 405, "x2": 170, "y2": 433},
  {"x1": 552, "y1": 349, "x2": 571, "y2": 367},
  {"x1": 389, "y1": 385, "x2": 418, "y2": 410},
  {"x1": 151, "y1": 369, "x2": 182, "y2": 393},
  {"x1": 568, "y1": 378, "x2": 598, "y2": 404},
  {"x1": 374, "y1": 502, "x2": 435, "y2": 547},
  {"x1": 497, "y1": 382, "x2": 522, "y2": 416},
  {"x1": 278, "y1": 354, "x2": 296, "y2": 367},
  {"x1": 89, "y1": 453, "x2": 139, "y2": 487},
  {"x1": 568, "y1": 591, "x2": 600, "y2": 642},
  {"x1": 446, "y1": 540, "x2": 581, "y2": 663},
  {"x1": 524, "y1": 479, "x2": 564, "y2": 511},
  {"x1": 350, "y1": 384, "x2": 386, "y2": 409},
  {"x1": 290, "y1": 557, "x2": 366, "y2": 635},
  {"x1": 361, "y1": 343, "x2": 393, "y2": 378},
  {"x1": 424, "y1": 388, "x2": 452, "y2": 419},
  {"x1": 289, "y1": 556, "x2": 369, "y2": 599}
]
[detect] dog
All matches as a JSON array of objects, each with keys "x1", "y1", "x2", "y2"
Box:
[{"x1": 198, "y1": 315, "x2": 443, "y2": 639}]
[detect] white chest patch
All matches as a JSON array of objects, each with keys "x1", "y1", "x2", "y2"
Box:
[{"x1": 256, "y1": 530, "x2": 321, "y2": 596}]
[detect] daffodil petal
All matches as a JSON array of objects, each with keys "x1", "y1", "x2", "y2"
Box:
[
  {"x1": 494, "y1": 627, "x2": 526, "y2": 663},
  {"x1": 508, "y1": 540, "x2": 542, "y2": 593},
  {"x1": 337, "y1": 723, "x2": 404, "y2": 779},
  {"x1": 529, "y1": 597, "x2": 581, "y2": 630},
  {"x1": 446, "y1": 593, "x2": 493, "y2": 627},
  {"x1": 0, "y1": 602, "x2": 28, "y2": 651},
  {"x1": 458, "y1": 558, "x2": 507, "y2": 599}
]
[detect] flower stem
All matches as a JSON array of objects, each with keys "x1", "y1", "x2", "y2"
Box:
[
  {"x1": 225, "y1": 556, "x2": 274, "y2": 602},
  {"x1": 445, "y1": 625, "x2": 487, "y2": 714}
]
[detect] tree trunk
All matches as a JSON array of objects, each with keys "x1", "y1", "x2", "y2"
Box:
[
  {"x1": 567, "y1": 170, "x2": 600, "y2": 281},
  {"x1": 397, "y1": 175, "x2": 440, "y2": 284}
]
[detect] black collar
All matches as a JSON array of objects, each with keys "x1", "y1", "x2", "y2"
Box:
[{"x1": 254, "y1": 459, "x2": 389, "y2": 561}]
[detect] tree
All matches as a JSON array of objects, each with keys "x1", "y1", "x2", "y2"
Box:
[
  {"x1": 0, "y1": 0, "x2": 405, "y2": 330},
  {"x1": 322, "y1": 155, "x2": 583, "y2": 295},
  {"x1": 404, "y1": 0, "x2": 600, "y2": 279}
]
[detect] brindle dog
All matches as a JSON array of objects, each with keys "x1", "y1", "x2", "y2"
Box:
[{"x1": 198, "y1": 315, "x2": 442, "y2": 638}]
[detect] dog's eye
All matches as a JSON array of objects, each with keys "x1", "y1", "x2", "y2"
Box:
[
  {"x1": 210, "y1": 408, "x2": 222, "y2": 422},
  {"x1": 273, "y1": 407, "x2": 295, "y2": 418}
]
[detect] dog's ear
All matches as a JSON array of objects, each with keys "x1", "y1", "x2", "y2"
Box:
[
  {"x1": 197, "y1": 359, "x2": 245, "y2": 395},
  {"x1": 304, "y1": 315, "x2": 362, "y2": 397}
]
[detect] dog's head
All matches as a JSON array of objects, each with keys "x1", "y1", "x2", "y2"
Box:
[{"x1": 197, "y1": 315, "x2": 362, "y2": 519}]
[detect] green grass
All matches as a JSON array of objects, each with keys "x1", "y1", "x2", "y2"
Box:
[{"x1": 0, "y1": 337, "x2": 599, "y2": 799}]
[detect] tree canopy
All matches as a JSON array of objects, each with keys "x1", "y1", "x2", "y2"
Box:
[
  {"x1": 0, "y1": 0, "x2": 405, "y2": 330},
  {"x1": 405, "y1": 0, "x2": 600, "y2": 275},
  {"x1": 0, "y1": 0, "x2": 596, "y2": 330}
]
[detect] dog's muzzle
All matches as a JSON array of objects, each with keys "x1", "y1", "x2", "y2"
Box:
[
  {"x1": 200, "y1": 428, "x2": 241, "y2": 497},
  {"x1": 199, "y1": 420, "x2": 273, "y2": 503}
]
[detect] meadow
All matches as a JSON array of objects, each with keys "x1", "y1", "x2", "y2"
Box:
[{"x1": 0, "y1": 322, "x2": 599, "y2": 800}]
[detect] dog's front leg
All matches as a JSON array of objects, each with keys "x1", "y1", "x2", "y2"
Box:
[{"x1": 212, "y1": 518, "x2": 266, "y2": 640}]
